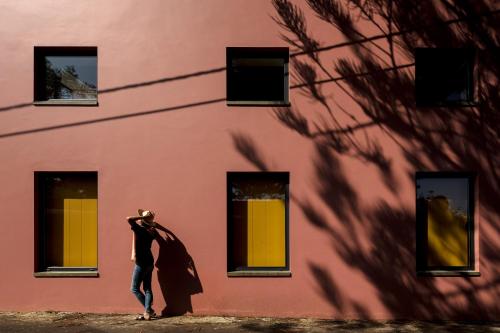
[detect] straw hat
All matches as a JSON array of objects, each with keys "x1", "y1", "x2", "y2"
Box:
[{"x1": 138, "y1": 209, "x2": 155, "y2": 226}]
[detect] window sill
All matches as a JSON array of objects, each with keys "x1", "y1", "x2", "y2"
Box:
[
  {"x1": 34, "y1": 271, "x2": 99, "y2": 278},
  {"x1": 227, "y1": 270, "x2": 291, "y2": 277},
  {"x1": 33, "y1": 99, "x2": 98, "y2": 106},
  {"x1": 417, "y1": 270, "x2": 480, "y2": 277},
  {"x1": 227, "y1": 101, "x2": 291, "y2": 107}
]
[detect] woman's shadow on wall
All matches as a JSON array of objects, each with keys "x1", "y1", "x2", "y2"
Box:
[{"x1": 154, "y1": 227, "x2": 203, "y2": 317}]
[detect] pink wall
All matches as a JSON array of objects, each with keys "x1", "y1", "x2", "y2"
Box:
[{"x1": 0, "y1": 0, "x2": 499, "y2": 319}]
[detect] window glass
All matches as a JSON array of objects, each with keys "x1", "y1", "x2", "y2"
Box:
[
  {"x1": 415, "y1": 48, "x2": 474, "y2": 106},
  {"x1": 228, "y1": 173, "x2": 288, "y2": 271},
  {"x1": 227, "y1": 48, "x2": 289, "y2": 105},
  {"x1": 416, "y1": 173, "x2": 474, "y2": 271},
  {"x1": 34, "y1": 47, "x2": 97, "y2": 102},
  {"x1": 36, "y1": 172, "x2": 98, "y2": 270},
  {"x1": 44, "y1": 56, "x2": 97, "y2": 99}
]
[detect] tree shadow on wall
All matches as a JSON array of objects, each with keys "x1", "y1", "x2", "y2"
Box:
[
  {"x1": 232, "y1": 0, "x2": 500, "y2": 321},
  {"x1": 154, "y1": 228, "x2": 203, "y2": 317}
]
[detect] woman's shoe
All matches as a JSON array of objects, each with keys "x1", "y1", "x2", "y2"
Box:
[{"x1": 144, "y1": 308, "x2": 156, "y2": 320}]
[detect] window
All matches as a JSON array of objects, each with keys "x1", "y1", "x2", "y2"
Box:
[
  {"x1": 34, "y1": 47, "x2": 98, "y2": 105},
  {"x1": 415, "y1": 48, "x2": 475, "y2": 106},
  {"x1": 227, "y1": 47, "x2": 289, "y2": 106},
  {"x1": 34, "y1": 172, "x2": 98, "y2": 276},
  {"x1": 227, "y1": 172, "x2": 290, "y2": 276},
  {"x1": 416, "y1": 172, "x2": 477, "y2": 275}
]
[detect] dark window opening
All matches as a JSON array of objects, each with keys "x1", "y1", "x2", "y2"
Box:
[
  {"x1": 415, "y1": 48, "x2": 475, "y2": 106},
  {"x1": 227, "y1": 47, "x2": 289, "y2": 105},
  {"x1": 227, "y1": 172, "x2": 289, "y2": 272},
  {"x1": 35, "y1": 172, "x2": 98, "y2": 272},
  {"x1": 416, "y1": 172, "x2": 475, "y2": 273},
  {"x1": 34, "y1": 47, "x2": 97, "y2": 103}
]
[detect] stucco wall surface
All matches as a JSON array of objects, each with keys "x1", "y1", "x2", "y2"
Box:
[{"x1": 0, "y1": 0, "x2": 499, "y2": 319}]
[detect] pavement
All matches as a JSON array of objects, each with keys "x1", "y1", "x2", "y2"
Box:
[{"x1": 0, "y1": 312, "x2": 499, "y2": 333}]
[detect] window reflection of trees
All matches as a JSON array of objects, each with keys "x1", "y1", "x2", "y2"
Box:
[
  {"x1": 231, "y1": 180, "x2": 286, "y2": 200},
  {"x1": 417, "y1": 192, "x2": 469, "y2": 267},
  {"x1": 44, "y1": 59, "x2": 97, "y2": 100}
]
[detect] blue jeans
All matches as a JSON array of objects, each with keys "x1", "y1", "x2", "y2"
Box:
[{"x1": 130, "y1": 264, "x2": 154, "y2": 313}]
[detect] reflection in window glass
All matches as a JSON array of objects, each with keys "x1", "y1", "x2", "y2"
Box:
[
  {"x1": 34, "y1": 47, "x2": 97, "y2": 101},
  {"x1": 36, "y1": 172, "x2": 98, "y2": 271},
  {"x1": 44, "y1": 56, "x2": 97, "y2": 99},
  {"x1": 231, "y1": 178, "x2": 286, "y2": 200},
  {"x1": 228, "y1": 172, "x2": 288, "y2": 271},
  {"x1": 416, "y1": 174, "x2": 474, "y2": 270}
]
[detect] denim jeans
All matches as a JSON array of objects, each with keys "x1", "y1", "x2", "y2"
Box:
[{"x1": 130, "y1": 264, "x2": 154, "y2": 313}]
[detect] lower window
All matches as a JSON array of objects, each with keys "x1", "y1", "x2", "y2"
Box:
[
  {"x1": 227, "y1": 172, "x2": 289, "y2": 273},
  {"x1": 416, "y1": 172, "x2": 475, "y2": 273},
  {"x1": 35, "y1": 172, "x2": 98, "y2": 273}
]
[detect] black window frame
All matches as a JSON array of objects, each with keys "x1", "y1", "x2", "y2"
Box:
[
  {"x1": 227, "y1": 172, "x2": 290, "y2": 276},
  {"x1": 34, "y1": 46, "x2": 98, "y2": 106},
  {"x1": 415, "y1": 48, "x2": 476, "y2": 107},
  {"x1": 34, "y1": 171, "x2": 99, "y2": 277},
  {"x1": 226, "y1": 47, "x2": 290, "y2": 106},
  {"x1": 415, "y1": 171, "x2": 477, "y2": 275}
]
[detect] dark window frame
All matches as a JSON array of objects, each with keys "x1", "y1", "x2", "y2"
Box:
[
  {"x1": 415, "y1": 171, "x2": 476, "y2": 275},
  {"x1": 34, "y1": 171, "x2": 99, "y2": 277},
  {"x1": 415, "y1": 48, "x2": 476, "y2": 107},
  {"x1": 226, "y1": 47, "x2": 290, "y2": 106},
  {"x1": 34, "y1": 46, "x2": 98, "y2": 106},
  {"x1": 227, "y1": 172, "x2": 290, "y2": 275}
]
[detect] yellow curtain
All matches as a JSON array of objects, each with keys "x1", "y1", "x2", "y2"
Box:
[
  {"x1": 427, "y1": 197, "x2": 468, "y2": 267},
  {"x1": 247, "y1": 199, "x2": 285, "y2": 267},
  {"x1": 61, "y1": 199, "x2": 98, "y2": 267}
]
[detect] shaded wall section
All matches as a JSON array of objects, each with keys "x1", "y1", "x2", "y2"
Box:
[{"x1": 0, "y1": 0, "x2": 499, "y2": 319}]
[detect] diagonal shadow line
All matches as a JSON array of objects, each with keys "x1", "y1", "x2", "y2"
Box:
[
  {"x1": 98, "y1": 67, "x2": 227, "y2": 94},
  {"x1": 0, "y1": 67, "x2": 227, "y2": 112},
  {"x1": 0, "y1": 97, "x2": 226, "y2": 139},
  {"x1": 0, "y1": 102, "x2": 34, "y2": 112},
  {"x1": 0, "y1": 61, "x2": 415, "y2": 139},
  {"x1": 0, "y1": 61, "x2": 412, "y2": 115},
  {"x1": 290, "y1": 62, "x2": 415, "y2": 89},
  {"x1": 1, "y1": 9, "x2": 497, "y2": 113}
]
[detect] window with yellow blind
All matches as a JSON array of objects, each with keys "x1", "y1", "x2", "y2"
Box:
[
  {"x1": 35, "y1": 172, "x2": 98, "y2": 276},
  {"x1": 227, "y1": 172, "x2": 289, "y2": 276},
  {"x1": 416, "y1": 172, "x2": 478, "y2": 276}
]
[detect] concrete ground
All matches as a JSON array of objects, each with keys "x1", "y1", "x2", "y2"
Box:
[{"x1": 0, "y1": 312, "x2": 499, "y2": 333}]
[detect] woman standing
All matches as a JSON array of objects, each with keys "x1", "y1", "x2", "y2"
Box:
[{"x1": 127, "y1": 209, "x2": 158, "y2": 320}]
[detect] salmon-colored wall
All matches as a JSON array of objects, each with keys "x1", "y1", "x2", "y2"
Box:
[{"x1": 0, "y1": 0, "x2": 499, "y2": 319}]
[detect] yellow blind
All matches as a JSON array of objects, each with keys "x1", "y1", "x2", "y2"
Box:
[
  {"x1": 247, "y1": 199, "x2": 285, "y2": 267},
  {"x1": 63, "y1": 199, "x2": 98, "y2": 267},
  {"x1": 427, "y1": 198, "x2": 468, "y2": 267}
]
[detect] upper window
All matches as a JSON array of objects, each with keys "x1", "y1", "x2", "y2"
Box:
[
  {"x1": 227, "y1": 47, "x2": 289, "y2": 106},
  {"x1": 227, "y1": 172, "x2": 290, "y2": 276},
  {"x1": 34, "y1": 47, "x2": 98, "y2": 105},
  {"x1": 35, "y1": 172, "x2": 98, "y2": 276},
  {"x1": 416, "y1": 172, "x2": 476, "y2": 275},
  {"x1": 415, "y1": 48, "x2": 475, "y2": 106}
]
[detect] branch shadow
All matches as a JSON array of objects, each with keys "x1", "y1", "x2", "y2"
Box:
[{"x1": 231, "y1": 0, "x2": 500, "y2": 321}]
